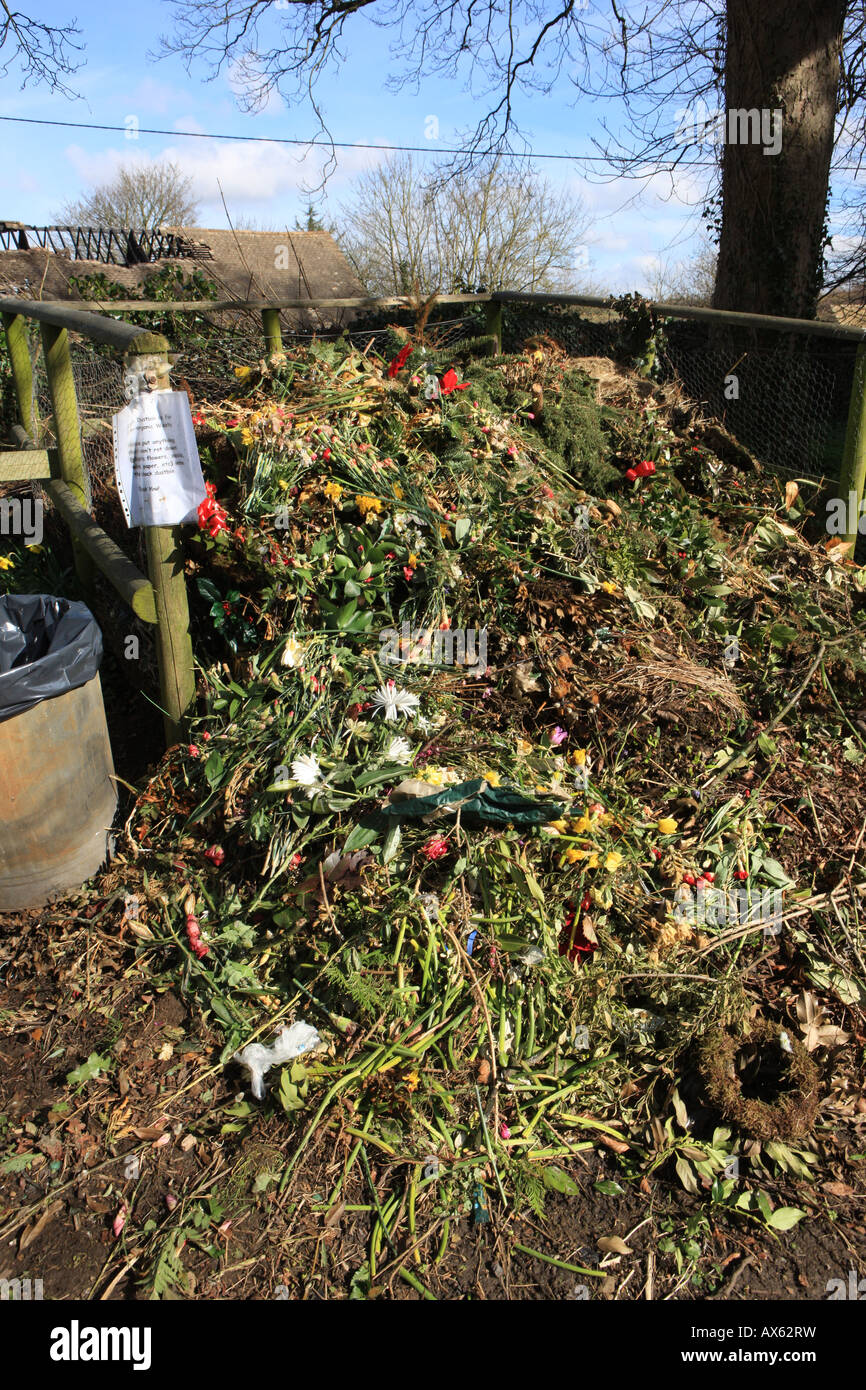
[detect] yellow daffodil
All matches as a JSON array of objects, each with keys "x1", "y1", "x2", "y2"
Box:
[
  {"x1": 657, "y1": 817, "x2": 678, "y2": 835},
  {"x1": 604, "y1": 851, "x2": 624, "y2": 872},
  {"x1": 482, "y1": 770, "x2": 500, "y2": 787},
  {"x1": 547, "y1": 819, "x2": 569, "y2": 833},
  {"x1": 0, "y1": 556, "x2": 14, "y2": 570},
  {"x1": 587, "y1": 854, "x2": 600, "y2": 869},
  {"x1": 565, "y1": 847, "x2": 584, "y2": 864},
  {"x1": 324, "y1": 481, "x2": 343, "y2": 502},
  {"x1": 572, "y1": 815, "x2": 592, "y2": 833}
]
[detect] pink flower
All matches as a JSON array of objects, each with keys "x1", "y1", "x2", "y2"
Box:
[
  {"x1": 422, "y1": 835, "x2": 449, "y2": 861},
  {"x1": 550, "y1": 726, "x2": 568, "y2": 747},
  {"x1": 403, "y1": 566, "x2": 415, "y2": 581},
  {"x1": 185, "y1": 913, "x2": 209, "y2": 959},
  {"x1": 499, "y1": 1122, "x2": 511, "y2": 1140},
  {"x1": 112, "y1": 1207, "x2": 127, "y2": 1239},
  {"x1": 188, "y1": 744, "x2": 200, "y2": 758},
  {"x1": 204, "y1": 845, "x2": 225, "y2": 867}
]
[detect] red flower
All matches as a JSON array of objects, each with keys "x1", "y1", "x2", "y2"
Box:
[
  {"x1": 204, "y1": 845, "x2": 225, "y2": 867},
  {"x1": 288, "y1": 852, "x2": 304, "y2": 870},
  {"x1": 735, "y1": 869, "x2": 748, "y2": 880},
  {"x1": 440, "y1": 368, "x2": 469, "y2": 395},
  {"x1": 188, "y1": 744, "x2": 200, "y2": 758},
  {"x1": 192, "y1": 413, "x2": 206, "y2": 426},
  {"x1": 403, "y1": 565, "x2": 415, "y2": 581},
  {"x1": 635, "y1": 460, "x2": 656, "y2": 478},
  {"x1": 422, "y1": 835, "x2": 449, "y2": 861},
  {"x1": 387, "y1": 344, "x2": 413, "y2": 378},
  {"x1": 625, "y1": 468, "x2": 637, "y2": 481},
  {"x1": 557, "y1": 903, "x2": 598, "y2": 965},
  {"x1": 201, "y1": 731, "x2": 211, "y2": 742}
]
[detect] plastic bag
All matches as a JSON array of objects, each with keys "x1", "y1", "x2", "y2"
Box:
[
  {"x1": 0, "y1": 594, "x2": 103, "y2": 720},
  {"x1": 234, "y1": 1021, "x2": 322, "y2": 1100}
]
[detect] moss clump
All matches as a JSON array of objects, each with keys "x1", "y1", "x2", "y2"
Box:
[{"x1": 699, "y1": 1017, "x2": 819, "y2": 1140}]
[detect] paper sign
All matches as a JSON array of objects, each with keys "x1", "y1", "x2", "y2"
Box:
[{"x1": 112, "y1": 391, "x2": 207, "y2": 528}]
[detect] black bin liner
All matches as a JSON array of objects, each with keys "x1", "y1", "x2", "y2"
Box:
[{"x1": 0, "y1": 594, "x2": 103, "y2": 721}]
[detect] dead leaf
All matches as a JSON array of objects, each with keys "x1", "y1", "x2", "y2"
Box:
[
  {"x1": 597, "y1": 1235, "x2": 632, "y2": 1255},
  {"x1": 18, "y1": 1199, "x2": 63, "y2": 1253},
  {"x1": 597, "y1": 1134, "x2": 629, "y2": 1154},
  {"x1": 784, "y1": 481, "x2": 799, "y2": 509}
]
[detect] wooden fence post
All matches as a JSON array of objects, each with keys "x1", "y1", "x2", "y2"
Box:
[
  {"x1": 123, "y1": 332, "x2": 196, "y2": 747},
  {"x1": 839, "y1": 340, "x2": 866, "y2": 550},
  {"x1": 2, "y1": 312, "x2": 36, "y2": 438},
  {"x1": 39, "y1": 321, "x2": 94, "y2": 590},
  {"x1": 261, "y1": 307, "x2": 283, "y2": 356},
  {"x1": 484, "y1": 298, "x2": 503, "y2": 356}
]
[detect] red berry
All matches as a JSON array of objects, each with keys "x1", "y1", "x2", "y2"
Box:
[
  {"x1": 735, "y1": 869, "x2": 748, "y2": 880},
  {"x1": 683, "y1": 874, "x2": 695, "y2": 886}
]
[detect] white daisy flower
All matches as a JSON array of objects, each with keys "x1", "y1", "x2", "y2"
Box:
[
  {"x1": 371, "y1": 680, "x2": 420, "y2": 722},
  {"x1": 280, "y1": 635, "x2": 304, "y2": 668},
  {"x1": 414, "y1": 714, "x2": 432, "y2": 734},
  {"x1": 291, "y1": 752, "x2": 324, "y2": 795},
  {"x1": 386, "y1": 736, "x2": 413, "y2": 763}
]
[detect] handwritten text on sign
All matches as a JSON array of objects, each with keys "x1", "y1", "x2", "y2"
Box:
[{"x1": 112, "y1": 391, "x2": 207, "y2": 528}]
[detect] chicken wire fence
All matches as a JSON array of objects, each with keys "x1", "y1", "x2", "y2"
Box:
[{"x1": 8, "y1": 300, "x2": 854, "y2": 533}]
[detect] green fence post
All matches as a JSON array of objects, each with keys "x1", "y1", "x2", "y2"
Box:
[
  {"x1": 484, "y1": 298, "x2": 503, "y2": 356},
  {"x1": 839, "y1": 340, "x2": 866, "y2": 550},
  {"x1": 39, "y1": 321, "x2": 94, "y2": 589},
  {"x1": 123, "y1": 331, "x2": 196, "y2": 747},
  {"x1": 261, "y1": 307, "x2": 283, "y2": 356},
  {"x1": 2, "y1": 312, "x2": 36, "y2": 438}
]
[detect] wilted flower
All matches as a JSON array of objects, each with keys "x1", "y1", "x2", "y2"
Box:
[
  {"x1": 204, "y1": 845, "x2": 226, "y2": 867},
  {"x1": 385, "y1": 736, "x2": 413, "y2": 763},
  {"x1": 421, "y1": 835, "x2": 449, "y2": 860},
  {"x1": 291, "y1": 752, "x2": 324, "y2": 794},
  {"x1": 550, "y1": 726, "x2": 568, "y2": 747},
  {"x1": 371, "y1": 680, "x2": 420, "y2": 721},
  {"x1": 280, "y1": 635, "x2": 304, "y2": 668}
]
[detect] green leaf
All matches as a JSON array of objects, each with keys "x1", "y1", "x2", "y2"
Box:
[
  {"x1": 757, "y1": 733, "x2": 778, "y2": 758},
  {"x1": 675, "y1": 1156, "x2": 698, "y2": 1193},
  {"x1": 204, "y1": 750, "x2": 225, "y2": 788},
  {"x1": 383, "y1": 822, "x2": 402, "y2": 865},
  {"x1": 336, "y1": 599, "x2": 359, "y2": 630},
  {"x1": 594, "y1": 1179, "x2": 624, "y2": 1196},
  {"x1": 541, "y1": 1165, "x2": 579, "y2": 1195},
  {"x1": 0, "y1": 1153, "x2": 37, "y2": 1174},
  {"x1": 66, "y1": 1052, "x2": 114, "y2": 1086},
  {"x1": 343, "y1": 579, "x2": 361, "y2": 599},
  {"x1": 342, "y1": 823, "x2": 381, "y2": 853},
  {"x1": 766, "y1": 1206, "x2": 806, "y2": 1231},
  {"x1": 454, "y1": 517, "x2": 471, "y2": 542}
]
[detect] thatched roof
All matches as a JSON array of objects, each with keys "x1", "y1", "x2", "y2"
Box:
[{"x1": 0, "y1": 226, "x2": 365, "y2": 327}]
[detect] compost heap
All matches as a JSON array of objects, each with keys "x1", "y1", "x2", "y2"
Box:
[{"x1": 104, "y1": 332, "x2": 866, "y2": 1221}]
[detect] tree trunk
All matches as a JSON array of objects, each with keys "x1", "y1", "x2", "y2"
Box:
[{"x1": 713, "y1": 0, "x2": 846, "y2": 320}]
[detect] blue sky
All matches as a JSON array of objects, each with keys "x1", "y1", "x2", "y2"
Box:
[{"x1": 1, "y1": 1, "x2": 728, "y2": 292}]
